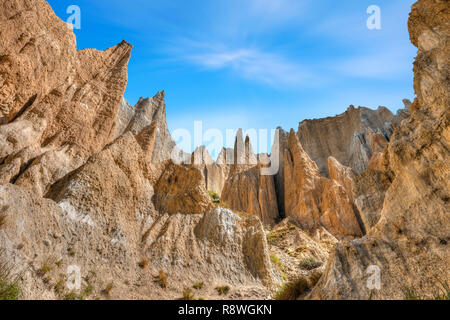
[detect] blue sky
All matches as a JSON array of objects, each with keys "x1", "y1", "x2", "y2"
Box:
[{"x1": 48, "y1": 0, "x2": 416, "y2": 155}]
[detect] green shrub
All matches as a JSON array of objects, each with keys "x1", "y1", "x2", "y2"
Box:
[
  {"x1": 0, "y1": 280, "x2": 20, "y2": 300},
  {"x1": 215, "y1": 285, "x2": 230, "y2": 295},
  {"x1": 193, "y1": 282, "x2": 204, "y2": 290},
  {"x1": 0, "y1": 249, "x2": 21, "y2": 300},
  {"x1": 404, "y1": 281, "x2": 450, "y2": 300},
  {"x1": 182, "y1": 288, "x2": 194, "y2": 300},
  {"x1": 64, "y1": 290, "x2": 84, "y2": 300},
  {"x1": 208, "y1": 191, "x2": 220, "y2": 204},
  {"x1": 270, "y1": 254, "x2": 281, "y2": 266},
  {"x1": 299, "y1": 256, "x2": 322, "y2": 270},
  {"x1": 274, "y1": 276, "x2": 309, "y2": 300}
]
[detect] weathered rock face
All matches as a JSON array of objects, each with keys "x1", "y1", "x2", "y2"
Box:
[
  {"x1": 0, "y1": 188, "x2": 275, "y2": 299},
  {"x1": 0, "y1": 123, "x2": 274, "y2": 299},
  {"x1": 139, "y1": 207, "x2": 275, "y2": 298},
  {"x1": 47, "y1": 126, "x2": 159, "y2": 216},
  {"x1": 121, "y1": 91, "x2": 179, "y2": 164},
  {"x1": 0, "y1": 0, "x2": 132, "y2": 197},
  {"x1": 284, "y1": 130, "x2": 364, "y2": 238},
  {"x1": 191, "y1": 145, "x2": 214, "y2": 166},
  {"x1": 222, "y1": 165, "x2": 279, "y2": 225},
  {"x1": 204, "y1": 163, "x2": 231, "y2": 196},
  {"x1": 216, "y1": 147, "x2": 234, "y2": 165},
  {"x1": 297, "y1": 105, "x2": 406, "y2": 176},
  {"x1": 1, "y1": 0, "x2": 447, "y2": 302},
  {"x1": 271, "y1": 128, "x2": 289, "y2": 218},
  {"x1": 284, "y1": 130, "x2": 322, "y2": 229},
  {"x1": 311, "y1": 0, "x2": 450, "y2": 299},
  {"x1": 267, "y1": 220, "x2": 338, "y2": 282},
  {"x1": 190, "y1": 146, "x2": 230, "y2": 197},
  {"x1": 221, "y1": 131, "x2": 279, "y2": 225},
  {"x1": 135, "y1": 121, "x2": 158, "y2": 163},
  {"x1": 0, "y1": 0, "x2": 277, "y2": 301},
  {"x1": 113, "y1": 98, "x2": 134, "y2": 140},
  {"x1": 352, "y1": 151, "x2": 394, "y2": 232},
  {"x1": 328, "y1": 157, "x2": 355, "y2": 198},
  {"x1": 0, "y1": 0, "x2": 75, "y2": 123},
  {"x1": 193, "y1": 208, "x2": 274, "y2": 286},
  {"x1": 0, "y1": 125, "x2": 159, "y2": 299},
  {"x1": 153, "y1": 161, "x2": 213, "y2": 215}
]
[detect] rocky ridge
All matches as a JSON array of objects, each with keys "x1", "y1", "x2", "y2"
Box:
[
  {"x1": 310, "y1": 0, "x2": 449, "y2": 299},
  {"x1": 297, "y1": 104, "x2": 409, "y2": 177},
  {"x1": 0, "y1": 0, "x2": 448, "y2": 301},
  {"x1": 0, "y1": 0, "x2": 276, "y2": 300}
]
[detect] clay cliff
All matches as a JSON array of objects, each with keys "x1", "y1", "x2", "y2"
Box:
[
  {"x1": 284, "y1": 130, "x2": 364, "y2": 238},
  {"x1": 113, "y1": 92, "x2": 185, "y2": 163},
  {"x1": 311, "y1": 0, "x2": 449, "y2": 299},
  {"x1": 0, "y1": 0, "x2": 132, "y2": 198},
  {"x1": 297, "y1": 104, "x2": 409, "y2": 177},
  {"x1": 0, "y1": 0, "x2": 276, "y2": 300},
  {"x1": 221, "y1": 130, "x2": 279, "y2": 225},
  {"x1": 191, "y1": 145, "x2": 230, "y2": 197},
  {"x1": 0, "y1": 0, "x2": 448, "y2": 301}
]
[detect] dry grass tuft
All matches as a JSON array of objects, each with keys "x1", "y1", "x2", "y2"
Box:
[
  {"x1": 182, "y1": 288, "x2": 195, "y2": 300},
  {"x1": 102, "y1": 282, "x2": 114, "y2": 297},
  {"x1": 215, "y1": 285, "x2": 230, "y2": 295},
  {"x1": 274, "y1": 271, "x2": 322, "y2": 300},
  {"x1": 157, "y1": 270, "x2": 168, "y2": 289},
  {"x1": 299, "y1": 256, "x2": 322, "y2": 271},
  {"x1": 67, "y1": 247, "x2": 76, "y2": 257},
  {"x1": 266, "y1": 224, "x2": 297, "y2": 244},
  {"x1": 0, "y1": 209, "x2": 7, "y2": 230},
  {"x1": 138, "y1": 258, "x2": 149, "y2": 269},
  {"x1": 404, "y1": 280, "x2": 450, "y2": 300},
  {"x1": 37, "y1": 256, "x2": 56, "y2": 277},
  {"x1": 193, "y1": 282, "x2": 204, "y2": 290},
  {"x1": 54, "y1": 277, "x2": 65, "y2": 296},
  {"x1": 0, "y1": 249, "x2": 21, "y2": 300},
  {"x1": 274, "y1": 277, "x2": 309, "y2": 300}
]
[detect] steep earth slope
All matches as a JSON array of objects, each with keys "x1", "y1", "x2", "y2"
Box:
[
  {"x1": 284, "y1": 130, "x2": 364, "y2": 238},
  {"x1": 297, "y1": 105, "x2": 409, "y2": 176},
  {"x1": 221, "y1": 130, "x2": 279, "y2": 225},
  {"x1": 310, "y1": 0, "x2": 449, "y2": 299},
  {"x1": 0, "y1": 0, "x2": 447, "y2": 301},
  {"x1": 0, "y1": 0, "x2": 132, "y2": 198},
  {"x1": 0, "y1": 0, "x2": 276, "y2": 300}
]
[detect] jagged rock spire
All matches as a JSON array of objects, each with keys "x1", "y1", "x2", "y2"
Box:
[{"x1": 191, "y1": 145, "x2": 214, "y2": 165}]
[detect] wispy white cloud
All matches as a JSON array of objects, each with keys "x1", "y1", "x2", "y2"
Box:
[
  {"x1": 181, "y1": 45, "x2": 313, "y2": 87},
  {"x1": 86, "y1": 0, "x2": 415, "y2": 94}
]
